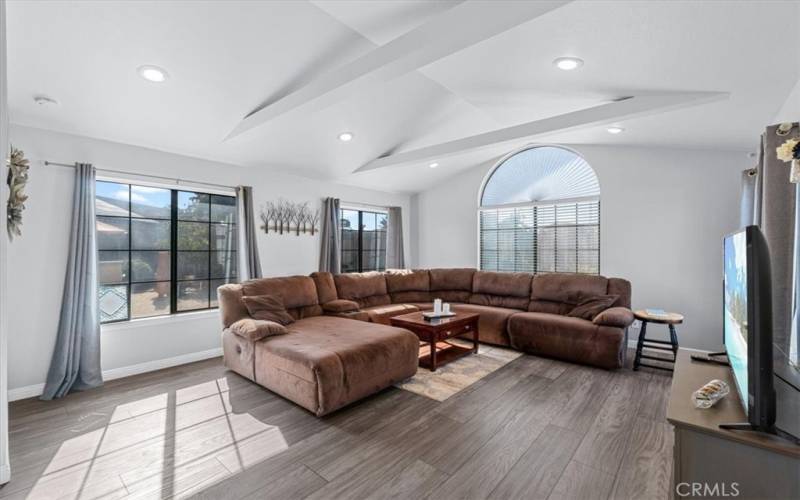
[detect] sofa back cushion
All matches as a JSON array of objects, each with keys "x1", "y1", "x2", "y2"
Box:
[
  {"x1": 217, "y1": 283, "x2": 249, "y2": 328},
  {"x1": 241, "y1": 275, "x2": 322, "y2": 320},
  {"x1": 310, "y1": 271, "x2": 338, "y2": 304},
  {"x1": 385, "y1": 269, "x2": 431, "y2": 303},
  {"x1": 334, "y1": 271, "x2": 391, "y2": 308},
  {"x1": 469, "y1": 271, "x2": 532, "y2": 310},
  {"x1": 429, "y1": 268, "x2": 475, "y2": 303},
  {"x1": 529, "y1": 273, "x2": 609, "y2": 315},
  {"x1": 607, "y1": 278, "x2": 632, "y2": 308}
]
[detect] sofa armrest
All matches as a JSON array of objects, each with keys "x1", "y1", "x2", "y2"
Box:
[
  {"x1": 322, "y1": 299, "x2": 360, "y2": 314},
  {"x1": 592, "y1": 307, "x2": 634, "y2": 328}
]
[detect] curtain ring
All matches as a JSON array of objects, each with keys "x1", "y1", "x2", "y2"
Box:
[{"x1": 776, "y1": 123, "x2": 795, "y2": 136}]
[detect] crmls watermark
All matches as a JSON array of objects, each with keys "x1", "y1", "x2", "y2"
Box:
[{"x1": 676, "y1": 482, "x2": 740, "y2": 497}]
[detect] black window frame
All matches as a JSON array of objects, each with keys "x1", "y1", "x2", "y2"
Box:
[
  {"x1": 340, "y1": 208, "x2": 387, "y2": 273},
  {"x1": 97, "y1": 181, "x2": 238, "y2": 324}
]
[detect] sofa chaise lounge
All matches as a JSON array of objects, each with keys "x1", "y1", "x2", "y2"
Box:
[{"x1": 218, "y1": 269, "x2": 633, "y2": 416}]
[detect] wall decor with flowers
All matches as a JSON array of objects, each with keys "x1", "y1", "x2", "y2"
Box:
[
  {"x1": 776, "y1": 122, "x2": 800, "y2": 184},
  {"x1": 6, "y1": 146, "x2": 30, "y2": 241}
]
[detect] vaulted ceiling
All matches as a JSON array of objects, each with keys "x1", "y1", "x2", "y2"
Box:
[{"x1": 6, "y1": 0, "x2": 800, "y2": 193}]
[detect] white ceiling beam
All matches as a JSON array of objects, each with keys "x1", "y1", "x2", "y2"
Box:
[
  {"x1": 354, "y1": 91, "x2": 730, "y2": 172},
  {"x1": 225, "y1": 0, "x2": 570, "y2": 141}
]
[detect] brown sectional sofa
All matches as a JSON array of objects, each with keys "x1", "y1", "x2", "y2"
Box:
[{"x1": 218, "y1": 268, "x2": 634, "y2": 416}]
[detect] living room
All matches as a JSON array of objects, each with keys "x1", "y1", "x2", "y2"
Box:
[{"x1": 0, "y1": 1, "x2": 798, "y2": 499}]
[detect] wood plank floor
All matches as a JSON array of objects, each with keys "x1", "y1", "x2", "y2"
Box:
[{"x1": 1, "y1": 350, "x2": 673, "y2": 500}]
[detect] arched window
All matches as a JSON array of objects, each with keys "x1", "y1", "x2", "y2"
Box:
[{"x1": 478, "y1": 146, "x2": 600, "y2": 274}]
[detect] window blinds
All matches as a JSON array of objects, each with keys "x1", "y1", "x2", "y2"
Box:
[{"x1": 479, "y1": 200, "x2": 600, "y2": 274}]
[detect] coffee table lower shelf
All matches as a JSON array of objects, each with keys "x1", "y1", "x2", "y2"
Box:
[{"x1": 418, "y1": 341, "x2": 475, "y2": 370}]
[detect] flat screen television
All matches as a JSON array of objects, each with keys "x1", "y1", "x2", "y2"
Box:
[{"x1": 722, "y1": 225, "x2": 776, "y2": 432}]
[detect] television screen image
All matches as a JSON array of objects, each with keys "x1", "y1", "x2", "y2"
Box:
[{"x1": 724, "y1": 230, "x2": 749, "y2": 411}]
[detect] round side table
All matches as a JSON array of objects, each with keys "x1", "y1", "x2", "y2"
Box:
[{"x1": 633, "y1": 310, "x2": 683, "y2": 371}]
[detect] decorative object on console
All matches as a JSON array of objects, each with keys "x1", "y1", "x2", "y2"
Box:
[
  {"x1": 259, "y1": 198, "x2": 320, "y2": 235},
  {"x1": 776, "y1": 133, "x2": 800, "y2": 183},
  {"x1": 692, "y1": 379, "x2": 730, "y2": 409},
  {"x1": 6, "y1": 146, "x2": 30, "y2": 241}
]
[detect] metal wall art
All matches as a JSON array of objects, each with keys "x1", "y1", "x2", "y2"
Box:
[
  {"x1": 6, "y1": 146, "x2": 30, "y2": 241},
  {"x1": 259, "y1": 199, "x2": 320, "y2": 235}
]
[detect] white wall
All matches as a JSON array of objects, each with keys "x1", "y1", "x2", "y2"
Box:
[
  {"x1": 0, "y1": 0, "x2": 11, "y2": 483},
  {"x1": 412, "y1": 144, "x2": 750, "y2": 351},
  {"x1": 7, "y1": 124, "x2": 411, "y2": 395}
]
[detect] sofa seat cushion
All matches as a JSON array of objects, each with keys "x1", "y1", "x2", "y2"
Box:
[
  {"x1": 450, "y1": 303, "x2": 519, "y2": 346},
  {"x1": 322, "y1": 299, "x2": 360, "y2": 313},
  {"x1": 362, "y1": 303, "x2": 420, "y2": 325},
  {"x1": 253, "y1": 316, "x2": 419, "y2": 416},
  {"x1": 508, "y1": 312, "x2": 624, "y2": 369}
]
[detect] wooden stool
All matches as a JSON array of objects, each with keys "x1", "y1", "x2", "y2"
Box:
[{"x1": 633, "y1": 309, "x2": 683, "y2": 371}]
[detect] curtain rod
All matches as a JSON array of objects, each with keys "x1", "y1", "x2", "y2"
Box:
[
  {"x1": 43, "y1": 160, "x2": 238, "y2": 191},
  {"x1": 341, "y1": 200, "x2": 392, "y2": 211}
]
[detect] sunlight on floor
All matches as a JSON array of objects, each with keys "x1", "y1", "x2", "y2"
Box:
[{"x1": 25, "y1": 379, "x2": 288, "y2": 499}]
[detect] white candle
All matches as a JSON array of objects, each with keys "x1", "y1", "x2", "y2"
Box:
[{"x1": 434, "y1": 298, "x2": 442, "y2": 314}]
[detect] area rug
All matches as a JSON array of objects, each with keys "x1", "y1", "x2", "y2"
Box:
[{"x1": 394, "y1": 340, "x2": 522, "y2": 401}]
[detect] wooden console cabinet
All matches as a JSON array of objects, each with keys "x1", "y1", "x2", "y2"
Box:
[{"x1": 667, "y1": 350, "x2": 800, "y2": 499}]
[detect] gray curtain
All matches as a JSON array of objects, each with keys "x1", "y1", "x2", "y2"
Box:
[
  {"x1": 42, "y1": 163, "x2": 102, "y2": 400},
  {"x1": 386, "y1": 206, "x2": 405, "y2": 269},
  {"x1": 792, "y1": 183, "x2": 800, "y2": 366},
  {"x1": 237, "y1": 186, "x2": 262, "y2": 280},
  {"x1": 739, "y1": 168, "x2": 758, "y2": 227},
  {"x1": 756, "y1": 122, "x2": 798, "y2": 359},
  {"x1": 319, "y1": 197, "x2": 341, "y2": 273}
]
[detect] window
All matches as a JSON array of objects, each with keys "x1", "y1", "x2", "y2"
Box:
[
  {"x1": 478, "y1": 146, "x2": 600, "y2": 274},
  {"x1": 96, "y1": 181, "x2": 237, "y2": 323},
  {"x1": 340, "y1": 209, "x2": 387, "y2": 273}
]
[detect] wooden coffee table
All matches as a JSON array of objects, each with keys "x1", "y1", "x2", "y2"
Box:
[{"x1": 390, "y1": 311, "x2": 479, "y2": 371}]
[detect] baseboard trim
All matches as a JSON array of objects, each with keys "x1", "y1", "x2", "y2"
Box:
[{"x1": 8, "y1": 347, "x2": 223, "y2": 402}]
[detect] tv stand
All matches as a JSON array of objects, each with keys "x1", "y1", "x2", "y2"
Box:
[
  {"x1": 668, "y1": 350, "x2": 800, "y2": 499},
  {"x1": 718, "y1": 422, "x2": 760, "y2": 431}
]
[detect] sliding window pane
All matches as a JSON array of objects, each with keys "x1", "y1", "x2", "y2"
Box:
[
  {"x1": 177, "y1": 252, "x2": 209, "y2": 280},
  {"x1": 131, "y1": 282, "x2": 170, "y2": 319},
  {"x1": 177, "y1": 222, "x2": 209, "y2": 250},
  {"x1": 340, "y1": 210, "x2": 359, "y2": 232},
  {"x1": 97, "y1": 216, "x2": 129, "y2": 250},
  {"x1": 96, "y1": 182, "x2": 129, "y2": 217},
  {"x1": 210, "y1": 251, "x2": 237, "y2": 279},
  {"x1": 211, "y1": 223, "x2": 237, "y2": 252},
  {"x1": 99, "y1": 251, "x2": 129, "y2": 284},
  {"x1": 341, "y1": 229, "x2": 358, "y2": 251},
  {"x1": 341, "y1": 250, "x2": 358, "y2": 273},
  {"x1": 178, "y1": 191, "x2": 210, "y2": 221},
  {"x1": 131, "y1": 185, "x2": 171, "y2": 219},
  {"x1": 99, "y1": 284, "x2": 128, "y2": 323},
  {"x1": 132, "y1": 219, "x2": 170, "y2": 250},
  {"x1": 177, "y1": 280, "x2": 210, "y2": 311},
  {"x1": 131, "y1": 251, "x2": 170, "y2": 282},
  {"x1": 211, "y1": 195, "x2": 236, "y2": 223}
]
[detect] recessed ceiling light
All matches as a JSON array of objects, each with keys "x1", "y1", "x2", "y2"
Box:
[
  {"x1": 137, "y1": 65, "x2": 169, "y2": 83},
  {"x1": 338, "y1": 132, "x2": 354, "y2": 142},
  {"x1": 553, "y1": 57, "x2": 584, "y2": 71},
  {"x1": 607, "y1": 126, "x2": 625, "y2": 134},
  {"x1": 429, "y1": 162, "x2": 439, "y2": 169},
  {"x1": 33, "y1": 95, "x2": 58, "y2": 106}
]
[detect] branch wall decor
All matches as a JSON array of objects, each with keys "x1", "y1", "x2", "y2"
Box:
[
  {"x1": 6, "y1": 146, "x2": 30, "y2": 241},
  {"x1": 259, "y1": 198, "x2": 320, "y2": 236}
]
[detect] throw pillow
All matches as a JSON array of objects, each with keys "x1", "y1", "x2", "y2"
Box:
[
  {"x1": 567, "y1": 294, "x2": 619, "y2": 321},
  {"x1": 229, "y1": 318, "x2": 288, "y2": 341},
  {"x1": 242, "y1": 294, "x2": 295, "y2": 325}
]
